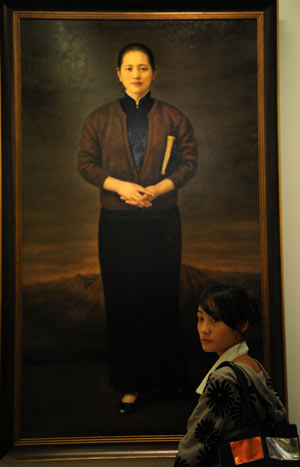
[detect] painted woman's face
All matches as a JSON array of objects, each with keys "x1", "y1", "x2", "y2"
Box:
[
  {"x1": 197, "y1": 306, "x2": 243, "y2": 357},
  {"x1": 117, "y1": 50, "x2": 156, "y2": 100}
]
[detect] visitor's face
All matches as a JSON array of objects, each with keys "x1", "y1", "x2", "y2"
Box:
[
  {"x1": 197, "y1": 306, "x2": 243, "y2": 357},
  {"x1": 117, "y1": 50, "x2": 156, "y2": 99}
]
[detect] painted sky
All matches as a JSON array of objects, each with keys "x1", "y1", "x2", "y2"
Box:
[{"x1": 20, "y1": 17, "x2": 260, "y2": 284}]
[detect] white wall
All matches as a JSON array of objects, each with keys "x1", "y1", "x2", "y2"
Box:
[
  {"x1": 279, "y1": 0, "x2": 300, "y2": 426},
  {"x1": 1, "y1": 1, "x2": 299, "y2": 466}
]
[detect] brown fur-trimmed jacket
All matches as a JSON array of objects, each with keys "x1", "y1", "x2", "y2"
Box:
[{"x1": 77, "y1": 98, "x2": 198, "y2": 211}]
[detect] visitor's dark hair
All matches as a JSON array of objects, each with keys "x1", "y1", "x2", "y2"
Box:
[
  {"x1": 118, "y1": 43, "x2": 156, "y2": 70},
  {"x1": 199, "y1": 284, "x2": 261, "y2": 333}
]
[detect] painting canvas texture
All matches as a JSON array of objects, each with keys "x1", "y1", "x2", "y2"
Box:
[{"x1": 20, "y1": 17, "x2": 262, "y2": 438}]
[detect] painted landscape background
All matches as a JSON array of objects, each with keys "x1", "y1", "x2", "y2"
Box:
[
  {"x1": 20, "y1": 17, "x2": 262, "y2": 438},
  {"x1": 21, "y1": 267, "x2": 262, "y2": 437}
]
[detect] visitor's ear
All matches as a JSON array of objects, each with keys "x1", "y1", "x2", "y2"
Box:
[{"x1": 241, "y1": 321, "x2": 249, "y2": 334}]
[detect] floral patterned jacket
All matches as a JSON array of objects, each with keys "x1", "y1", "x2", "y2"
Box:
[{"x1": 175, "y1": 362, "x2": 286, "y2": 467}]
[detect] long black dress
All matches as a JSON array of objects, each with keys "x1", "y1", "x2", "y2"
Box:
[{"x1": 98, "y1": 93, "x2": 187, "y2": 393}]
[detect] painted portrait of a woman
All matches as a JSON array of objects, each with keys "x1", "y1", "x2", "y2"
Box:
[
  {"x1": 77, "y1": 42, "x2": 198, "y2": 415},
  {"x1": 18, "y1": 15, "x2": 265, "y2": 441}
]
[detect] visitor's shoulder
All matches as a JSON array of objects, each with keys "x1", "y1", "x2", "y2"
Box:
[{"x1": 208, "y1": 364, "x2": 241, "y2": 386}]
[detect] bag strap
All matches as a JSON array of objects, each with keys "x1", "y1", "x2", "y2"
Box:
[{"x1": 216, "y1": 361, "x2": 257, "y2": 425}]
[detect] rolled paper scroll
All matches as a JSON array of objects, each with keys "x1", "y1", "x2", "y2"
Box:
[{"x1": 161, "y1": 135, "x2": 176, "y2": 174}]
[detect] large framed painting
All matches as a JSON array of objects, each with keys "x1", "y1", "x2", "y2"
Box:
[{"x1": 1, "y1": 0, "x2": 284, "y2": 463}]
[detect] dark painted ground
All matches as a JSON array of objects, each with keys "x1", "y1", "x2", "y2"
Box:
[
  {"x1": 21, "y1": 359, "x2": 203, "y2": 439},
  {"x1": 20, "y1": 268, "x2": 262, "y2": 440}
]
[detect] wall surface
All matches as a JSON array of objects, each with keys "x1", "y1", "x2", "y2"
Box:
[
  {"x1": 1, "y1": 0, "x2": 300, "y2": 465},
  {"x1": 279, "y1": 0, "x2": 300, "y2": 427}
]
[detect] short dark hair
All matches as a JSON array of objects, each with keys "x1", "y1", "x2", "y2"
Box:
[
  {"x1": 199, "y1": 284, "x2": 261, "y2": 333},
  {"x1": 118, "y1": 43, "x2": 156, "y2": 70}
]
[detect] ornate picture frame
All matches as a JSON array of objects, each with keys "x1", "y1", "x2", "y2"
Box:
[{"x1": 1, "y1": 1, "x2": 283, "y2": 462}]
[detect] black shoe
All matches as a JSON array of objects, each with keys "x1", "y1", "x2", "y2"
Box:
[{"x1": 117, "y1": 397, "x2": 138, "y2": 416}]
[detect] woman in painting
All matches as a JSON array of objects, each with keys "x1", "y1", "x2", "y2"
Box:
[
  {"x1": 77, "y1": 43, "x2": 198, "y2": 414},
  {"x1": 174, "y1": 284, "x2": 286, "y2": 466}
]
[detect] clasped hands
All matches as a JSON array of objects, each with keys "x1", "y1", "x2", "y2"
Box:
[
  {"x1": 103, "y1": 177, "x2": 174, "y2": 208},
  {"x1": 118, "y1": 181, "x2": 157, "y2": 208}
]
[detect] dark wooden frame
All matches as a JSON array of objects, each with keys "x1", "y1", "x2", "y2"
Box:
[{"x1": 0, "y1": 0, "x2": 284, "y2": 462}]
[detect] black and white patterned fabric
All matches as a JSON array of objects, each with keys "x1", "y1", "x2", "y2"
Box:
[{"x1": 175, "y1": 362, "x2": 286, "y2": 467}]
